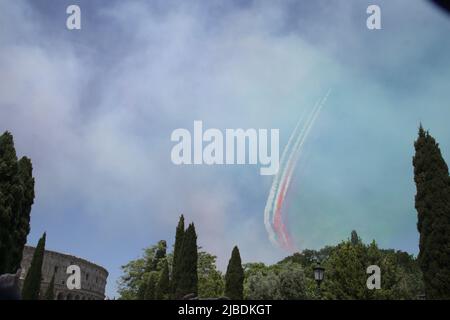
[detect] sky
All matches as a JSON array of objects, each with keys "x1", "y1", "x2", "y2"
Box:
[{"x1": 1, "y1": 0, "x2": 450, "y2": 298}]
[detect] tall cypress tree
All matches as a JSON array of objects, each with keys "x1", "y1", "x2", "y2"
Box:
[
  {"x1": 0, "y1": 132, "x2": 34, "y2": 274},
  {"x1": 22, "y1": 232, "x2": 46, "y2": 300},
  {"x1": 413, "y1": 125, "x2": 450, "y2": 299},
  {"x1": 224, "y1": 246, "x2": 244, "y2": 299},
  {"x1": 0, "y1": 132, "x2": 19, "y2": 273},
  {"x1": 171, "y1": 215, "x2": 185, "y2": 296},
  {"x1": 10, "y1": 157, "x2": 35, "y2": 272},
  {"x1": 156, "y1": 259, "x2": 170, "y2": 299},
  {"x1": 175, "y1": 223, "x2": 198, "y2": 298},
  {"x1": 44, "y1": 273, "x2": 55, "y2": 300}
]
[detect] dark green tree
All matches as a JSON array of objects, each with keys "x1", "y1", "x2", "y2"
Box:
[
  {"x1": 171, "y1": 215, "x2": 185, "y2": 296},
  {"x1": 225, "y1": 246, "x2": 244, "y2": 299},
  {"x1": 155, "y1": 259, "x2": 170, "y2": 299},
  {"x1": 0, "y1": 132, "x2": 35, "y2": 274},
  {"x1": 175, "y1": 223, "x2": 198, "y2": 298},
  {"x1": 144, "y1": 272, "x2": 158, "y2": 300},
  {"x1": 44, "y1": 273, "x2": 55, "y2": 300},
  {"x1": 10, "y1": 157, "x2": 35, "y2": 273},
  {"x1": 148, "y1": 240, "x2": 167, "y2": 272},
  {"x1": 197, "y1": 251, "x2": 224, "y2": 298},
  {"x1": 22, "y1": 232, "x2": 46, "y2": 300},
  {"x1": 413, "y1": 125, "x2": 450, "y2": 299},
  {"x1": 136, "y1": 277, "x2": 147, "y2": 300},
  {"x1": 351, "y1": 230, "x2": 360, "y2": 245},
  {"x1": 0, "y1": 132, "x2": 20, "y2": 273}
]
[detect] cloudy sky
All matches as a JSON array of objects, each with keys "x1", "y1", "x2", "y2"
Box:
[{"x1": 1, "y1": 0, "x2": 449, "y2": 297}]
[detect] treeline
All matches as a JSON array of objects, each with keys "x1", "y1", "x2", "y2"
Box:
[
  {"x1": 274, "y1": 231, "x2": 423, "y2": 299},
  {"x1": 118, "y1": 215, "x2": 244, "y2": 300},
  {"x1": 119, "y1": 228, "x2": 424, "y2": 300}
]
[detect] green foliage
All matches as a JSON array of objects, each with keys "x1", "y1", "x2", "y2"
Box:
[
  {"x1": 413, "y1": 126, "x2": 450, "y2": 299},
  {"x1": 22, "y1": 232, "x2": 46, "y2": 300},
  {"x1": 117, "y1": 242, "x2": 166, "y2": 300},
  {"x1": 147, "y1": 240, "x2": 167, "y2": 272},
  {"x1": 44, "y1": 273, "x2": 55, "y2": 300},
  {"x1": 144, "y1": 272, "x2": 158, "y2": 300},
  {"x1": 198, "y1": 251, "x2": 224, "y2": 298},
  {"x1": 322, "y1": 239, "x2": 423, "y2": 299},
  {"x1": 175, "y1": 223, "x2": 198, "y2": 298},
  {"x1": 244, "y1": 262, "x2": 310, "y2": 299},
  {"x1": 351, "y1": 230, "x2": 361, "y2": 245},
  {"x1": 156, "y1": 259, "x2": 170, "y2": 299},
  {"x1": 171, "y1": 215, "x2": 185, "y2": 296},
  {"x1": 0, "y1": 132, "x2": 35, "y2": 274},
  {"x1": 278, "y1": 233, "x2": 424, "y2": 300},
  {"x1": 225, "y1": 246, "x2": 244, "y2": 299}
]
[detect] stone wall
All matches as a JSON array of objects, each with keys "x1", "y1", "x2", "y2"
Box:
[{"x1": 19, "y1": 246, "x2": 108, "y2": 300}]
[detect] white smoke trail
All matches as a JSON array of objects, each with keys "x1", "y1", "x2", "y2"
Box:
[
  {"x1": 263, "y1": 109, "x2": 312, "y2": 244},
  {"x1": 276, "y1": 90, "x2": 330, "y2": 248},
  {"x1": 280, "y1": 90, "x2": 331, "y2": 211},
  {"x1": 263, "y1": 112, "x2": 306, "y2": 246},
  {"x1": 264, "y1": 90, "x2": 331, "y2": 249}
]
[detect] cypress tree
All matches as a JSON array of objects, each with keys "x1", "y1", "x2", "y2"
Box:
[
  {"x1": 224, "y1": 246, "x2": 244, "y2": 299},
  {"x1": 413, "y1": 125, "x2": 450, "y2": 299},
  {"x1": 22, "y1": 232, "x2": 46, "y2": 300},
  {"x1": 144, "y1": 272, "x2": 158, "y2": 300},
  {"x1": 171, "y1": 215, "x2": 185, "y2": 295},
  {"x1": 0, "y1": 132, "x2": 34, "y2": 274},
  {"x1": 0, "y1": 132, "x2": 19, "y2": 273},
  {"x1": 44, "y1": 273, "x2": 55, "y2": 300},
  {"x1": 175, "y1": 223, "x2": 198, "y2": 298},
  {"x1": 156, "y1": 259, "x2": 170, "y2": 299},
  {"x1": 10, "y1": 157, "x2": 35, "y2": 272}
]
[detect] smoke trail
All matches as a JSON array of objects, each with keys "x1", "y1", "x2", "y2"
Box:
[
  {"x1": 263, "y1": 111, "x2": 306, "y2": 247},
  {"x1": 264, "y1": 90, "x2": 331, "y2": 251}
]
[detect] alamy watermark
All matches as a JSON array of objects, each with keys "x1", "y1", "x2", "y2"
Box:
[{"x1": 170, "y1": 121, "x2": 279, "y2": 176}]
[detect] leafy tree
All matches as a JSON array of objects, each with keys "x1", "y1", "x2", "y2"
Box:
[
  {"x1": 22, "y1": 232, "x2": 46, "y2": 300},
  {"x1": 244, "y1": 262, "x2": 310, "y2": 299},
  {"x1": 44, "y1": 273, "x2": 55, "y2": 300},
  {"x1": 155, "y1": 259, "x2": 170, "y2": 299},
  {"x1": 175, "y1": 223, "x2": 198, "y2": 298},
  {"x1": 148, "y1": 240, "x2": 167, "y2": 272},
  {"x1": 279, "y1": 246, "x2": 335, "y2": 268},
  {"x1": 198, "y1": 251, "x2": 224, "y2": 298},
  {"x1": 144, "y1": 272, "x2": 158, "y2": 300},
  {"x1": 322, "y1": 237, "x2": 422, "y2": 300},
  {"x1": 225, "y1": 246, "x2": 244, "y2": 299},
  {"x1": 171, "y1": 215, "x2": 185, "y2": 296},
  {"x1": 118, "y1": 243, "x2": 165, "y2": 300},
  {"x1": 245, "y1": 267, "x2": 280, "y2": 299},
  {"x1": 279, "y1": 231, "x2": 424, "y2": 300},
  {"x1": 413, "y1": 126, "x2": 450, "y2": 299},
  {"x1": 278, "y1": 263, "x2": 309, "y2": 299},
  {"x1": 322, "y1": 239, "x2": 367, "y2": 299}
]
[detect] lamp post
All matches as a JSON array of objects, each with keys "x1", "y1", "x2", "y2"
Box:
[{"x1": 313, "y1": 263, "x2": 325, "y2": 299}]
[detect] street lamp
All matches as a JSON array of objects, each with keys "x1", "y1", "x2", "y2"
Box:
[{"x1": 313, "y1": 263, "x2": 325, "y2": 298}]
